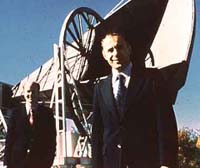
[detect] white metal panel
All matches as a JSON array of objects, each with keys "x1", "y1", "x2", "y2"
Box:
[
  {"x1": 146, "y1": 0, "x2": 195, "y2": 68},
  {"x1": 12, "y1": 57, "x2": 58, "y2": 97}
]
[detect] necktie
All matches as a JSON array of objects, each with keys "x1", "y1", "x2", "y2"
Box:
[
  {"x1": 116, "y1": 74, "x2": 126, "y2": 114},
  {"x1": 29, "y1": 109, "x2": 34, "y2": 125}
]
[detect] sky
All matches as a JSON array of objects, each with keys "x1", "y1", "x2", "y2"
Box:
[{"x1": 0, "y1": 0, "x2": 200, "y2": 130}]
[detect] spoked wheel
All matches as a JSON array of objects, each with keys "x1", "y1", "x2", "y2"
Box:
[
  {"x1": 58, "y1": 8, "x2": 103, "y2": 157},
  {"x1": 59, "y1": 7, "x2": 103, "y2": 81},
  {"x1": 145, "y1": 49, "x2": 155, "y2": 67}
]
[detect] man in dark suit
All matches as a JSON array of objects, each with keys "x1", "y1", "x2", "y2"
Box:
[
  {"x1": 4, "y1": 81, "x2": 56, "y2": 168},
  {"x1": 92, "y1": 32, "x2": 178, "y2": 168}
]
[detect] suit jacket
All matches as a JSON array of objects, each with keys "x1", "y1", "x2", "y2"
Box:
[
  {"x1": 92, "y1": 70, "x2": 178, "y2": 168},
  {"x1": 4, "y1": 104, "x2": 56, "y2": 168}
]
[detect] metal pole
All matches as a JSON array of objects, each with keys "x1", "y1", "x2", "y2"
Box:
[
  {"x1": 53, "y1": 44, "x2": 61, "y2": 162},
  {"x1": 60, "y1": 44, "x2": 67, "y2": 158}
]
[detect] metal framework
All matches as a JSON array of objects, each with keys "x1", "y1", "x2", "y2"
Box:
[{"x1": 0, "y1": 109, "x2": 7, "y2": 160}]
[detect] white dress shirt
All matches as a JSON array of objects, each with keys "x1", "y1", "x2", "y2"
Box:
[
  {"x1": 25, "y1": 103, "x2": 38, "y2": 115},
  {"x1": 112, "y1": 63, "x2": 132, "y2": 99},
  {"x1": 26, "y1": 104, "x2": 31, "y2": 115}
]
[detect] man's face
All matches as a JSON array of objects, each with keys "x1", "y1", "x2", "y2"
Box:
[
  {"x1": 24, "y1": 82, "x2": 39, "y2": 107},
  {"x1": 101, "y1": 34, "x2": 131, "y2": 71}
]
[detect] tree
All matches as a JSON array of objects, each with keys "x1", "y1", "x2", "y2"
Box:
[{"x1": 178, "y1": 127, "x2": 200, "y2": 168}]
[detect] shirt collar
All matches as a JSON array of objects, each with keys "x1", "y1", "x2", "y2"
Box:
[
  {"x1": 25, "y1": 103, "x2": 38, "y2": 115},
  {"x1": 112, "y1": 62, "x2": 132, "y2": 81}
]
